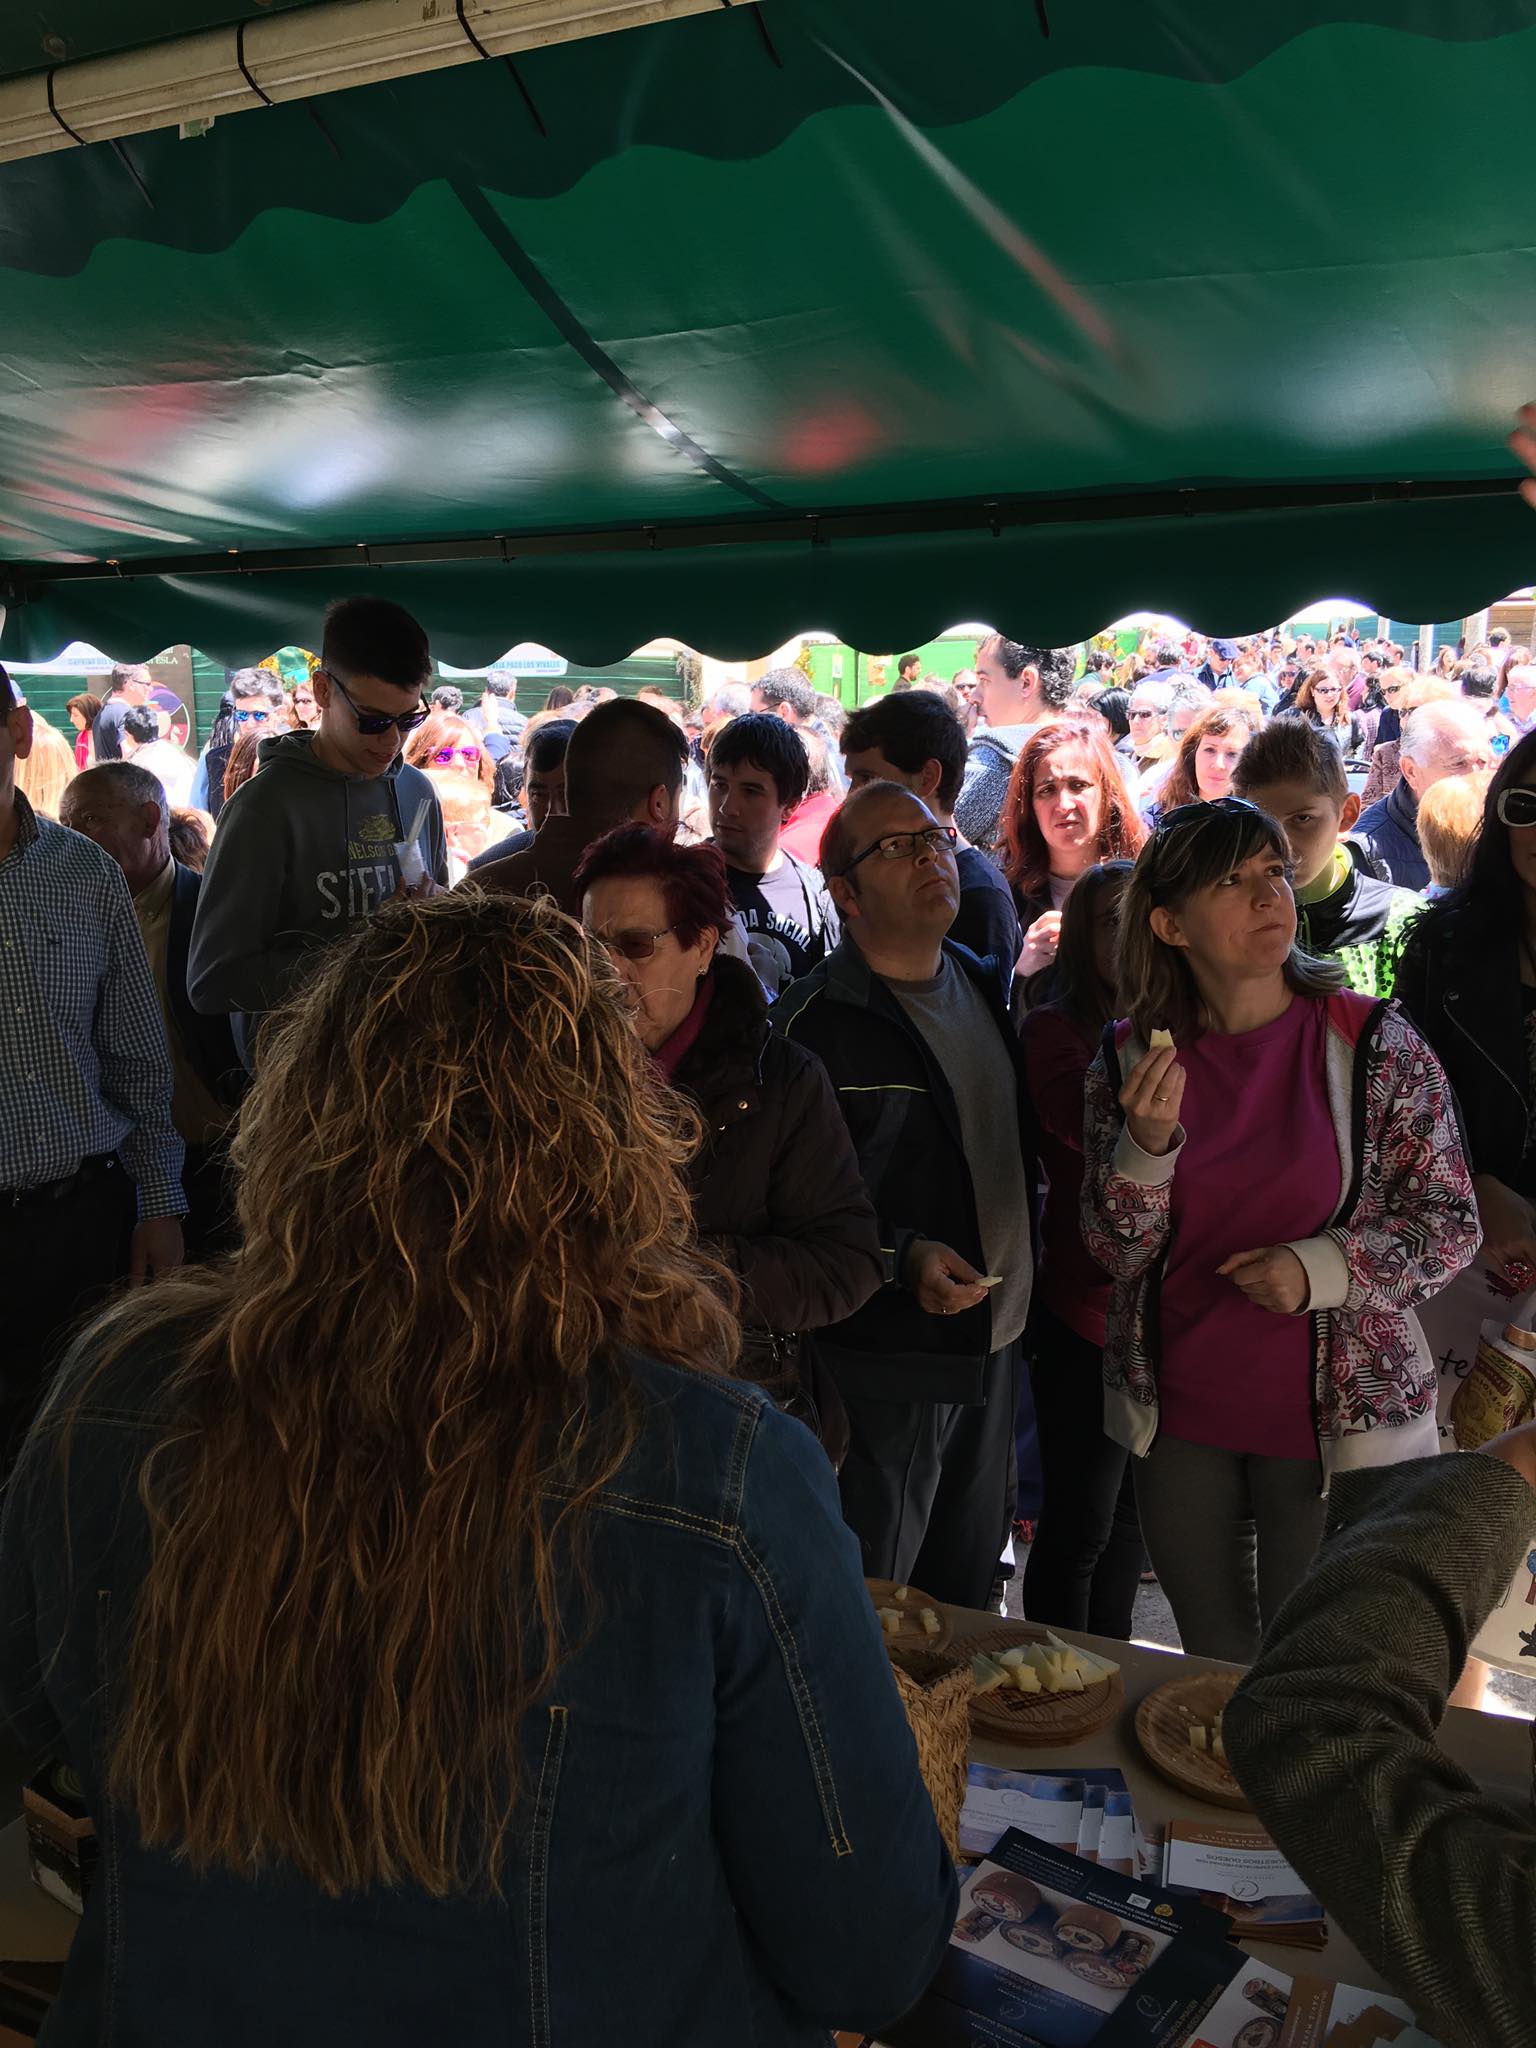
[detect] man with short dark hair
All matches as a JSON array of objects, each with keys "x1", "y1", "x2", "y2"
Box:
[
  {"x1": 751, "y1": 668, "x2": 820, "y2": 725},
  {"x1": 707, "y1": 713, "x2": 838, "y2": 981},
  {"x1": 841, "y1": 693, "x2": 1021, "y2": 970},
  {"x1": 61, "y1": 761, "x2": 244, "y2": 1255},
  {"x1": 0, "y1": 664, "x2": 185, "y2": 1462},
  {"x1": 775, "y1": 781, "x2": 1036, "y2": 1608},
  {"x1": 896, "y1": 654, "x2": 923, "y2": 687},
  {"x1": 122, "y1": 702, "x2": 195, "y2": 808},
  {"x1": 955, "y1": 634, "x2": 1077, "y2": 856},
  {"x1": 1196, "y1": 637, "x2": 1238, "y2": 691},
  {"x1": 472, "y1": 697, "x2": 687, "y2": 912},
  {"x1": 466, "y1": 717, "x2": 576, "y2": 872},
  {"x1": 189, "y1": 596, "x2": 448, "y2": 1068},
  {"x1": 90, "y1": 663, "x2": 154, "y2": 763},
  {"x1": 464, "y1": 669, "x2": 527, "y2": 758}
]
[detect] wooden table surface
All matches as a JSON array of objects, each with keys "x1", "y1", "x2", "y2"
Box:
[{"x1": 2, "y1": 1608, "x2": 1529, "y2": 2029}]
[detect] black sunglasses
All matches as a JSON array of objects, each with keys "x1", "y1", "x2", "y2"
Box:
[
  {"x1": 1149, "y1": 796, "x2": 1266, "y2": 864},
  {"x1": 318, "y1": 669, "x2": 430, "y2": 737}
]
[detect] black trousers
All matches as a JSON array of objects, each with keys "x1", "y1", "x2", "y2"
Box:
[
  {"x1": 836, "y1": 1342, "x2": 1020, "y2": 1611},
  {"x1": 1020, "y1": 1306, "x2": 1146, "y2": 1641},
  {"x1": 0, "y1": 1157, "x2": 136, "y2": 1475}
]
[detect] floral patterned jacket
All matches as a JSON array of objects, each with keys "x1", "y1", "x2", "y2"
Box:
[{"x1": 1080, "y1": 992, "x2": 1480, "y2": 1480}]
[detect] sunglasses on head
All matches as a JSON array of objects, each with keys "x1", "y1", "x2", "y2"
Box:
[
  {"x1": 589, "y1": 923, "x2": 678, "y2": 962},
  {"x1": 1497, "y1": 787, "x2": 1536, "y2": 830},
  {"x1": 318, "y1": 668, "x2": 429, "y2": 737},
  {"x1": 1149, "y1": 795, "x2": 1264, "y2": 862},
  {"x1": 433, "y1": 745, "x2": 482, "y2": 766}
]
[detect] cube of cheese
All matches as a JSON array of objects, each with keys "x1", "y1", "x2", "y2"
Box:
[{"x1": 920, "y1": 1608, "x2": 942, "y2": 1636}]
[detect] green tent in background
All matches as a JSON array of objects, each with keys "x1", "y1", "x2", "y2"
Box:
[{"x1": 0, "y1": 0, "x2": 1532, "y2": 668}]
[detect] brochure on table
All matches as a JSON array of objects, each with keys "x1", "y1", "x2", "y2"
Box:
[
  {"x1": 960, "y1": 1765, "x2": 1136, "y2": 1872},
  {"x1": 887, "y1": 1830, "x2": 1441, "y2": 2048}
]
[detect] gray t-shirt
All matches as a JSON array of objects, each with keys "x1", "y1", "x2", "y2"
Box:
[{"x1": 890, "y1": 958, "x2": 1033, "y2": 1349}]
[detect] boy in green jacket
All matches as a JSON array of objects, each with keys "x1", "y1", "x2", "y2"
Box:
[{"x1": 1235, "y1": 719, "x2": 1419, "y2": 997}]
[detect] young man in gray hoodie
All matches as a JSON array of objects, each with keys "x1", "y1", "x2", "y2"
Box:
[
  {"x1": 188, "y1": 596, "x2": 448, "y2": 1069},
  {"x1": 952, "y1": 635, "x2": 1078, "y2": 858}
]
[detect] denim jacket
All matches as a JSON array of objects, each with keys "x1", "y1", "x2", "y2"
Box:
[{"x1": 0, "y1": 1332, "x2": 957, "y2": 2047}]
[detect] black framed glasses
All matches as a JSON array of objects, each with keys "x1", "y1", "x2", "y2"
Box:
[
  {"x1": 1497, "y1": 787, "x2": 1536, "y2": 830},
  {"x1": 589, "y1": 924, "x2": 679, "y2": 962},
  {"x1": 318, "y1": 668, "x2": 430, "y2": 737},
  {"x1": 839, "y1": 824, "x2": 958, "y2": 877}
]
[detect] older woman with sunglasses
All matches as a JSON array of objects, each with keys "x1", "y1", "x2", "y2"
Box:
[
  {"x1": 575, "y1": 825, "x2": 881, "y2": 1458},
  {"x1": 1080, "y1": 796, "x2": 1478, "y2": 1660}
]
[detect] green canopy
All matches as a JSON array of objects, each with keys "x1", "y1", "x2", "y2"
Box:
[{"x1": 0, "y1": 0, "x2": 1533, "y2": 665}]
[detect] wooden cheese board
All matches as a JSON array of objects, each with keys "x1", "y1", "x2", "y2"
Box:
[
  {"x1": 1134, "y1": 1669, "x2": 1251, "y2": 1811},
  {"x1": 865, "y1": 1578, "x2": 953, "y2": 1654},
  {"x1": 964, "y1": 1623, "x2": 1124, "y2": 1748}
]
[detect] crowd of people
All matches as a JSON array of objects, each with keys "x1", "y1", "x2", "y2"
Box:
[{"x1": 7, "y1": 556, "x2": 1536, "y2": 2044}]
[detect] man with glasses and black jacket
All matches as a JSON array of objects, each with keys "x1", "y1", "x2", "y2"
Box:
[
  {"x1": 775, "y1": 781, "x2": 1038, "y2": 1609},
  {"x1": 189, "y1": 597, "x2": 448, "y2": 1070}
]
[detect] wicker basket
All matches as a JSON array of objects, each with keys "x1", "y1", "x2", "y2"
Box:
[{"x1": 886, "y1": 1643, "x2": 974, "y2": 1860}]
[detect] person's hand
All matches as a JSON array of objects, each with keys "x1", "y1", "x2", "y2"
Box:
[
  {"x1": 1511, "y1": 404, "x2": 1536, "y2": 510},
  {"x1": 1216, "y1": 1245, "x2": 1309, "y2": 1315},
  {"x1": 1479, "y1": 1419, "x2": 1536, "y2": 1492},
  {"x1": 1119, "y1": 1044, "x2": 1185, "y2": 1156},
  {"x1": 903, "y1": 1239, "x2": 990, "y2": 1316},
  {"x1": 390, "y1": 874, "x2": 444, "y2": 904},
  {"x1": 1474, "y1": 1173, "x2": 1536, "y2": 1291},
  {"x1": 1016, "y1": 913, "x2": 1062, "y2": 979},
  {"x1": 129, "y1": 1216, "x2": 184, "y2": 1285}
]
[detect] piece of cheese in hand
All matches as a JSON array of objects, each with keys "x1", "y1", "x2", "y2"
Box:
[{"x1": 1149, "y1": 1027, "x2": 1175, "y2": 1051}]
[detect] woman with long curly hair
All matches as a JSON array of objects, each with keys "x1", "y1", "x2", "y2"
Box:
[
  {"x1": 0, "y1": 893, "x2": 954, "y2": 2048},
  {"x1": 999, "y1": 717, "x2": 1145, "y2": 982}
]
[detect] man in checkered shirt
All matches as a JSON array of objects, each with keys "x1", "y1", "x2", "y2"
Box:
[{"x1": 0, "y1": 664, "x2": 185, "y2": 1465}]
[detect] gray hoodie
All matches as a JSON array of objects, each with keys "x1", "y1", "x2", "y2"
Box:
[
  {"x1": 188, "y1": 731, "x2": 448, "y2": 1067},
  {"x1": 953, "y1": 721, "x2": 1039, "y2": 857}
]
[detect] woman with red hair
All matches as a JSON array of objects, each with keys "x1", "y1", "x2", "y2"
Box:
[
  {"x1": 575, "y1": 825, "x2": 881, "y2": 1459},
  {"x1": 1000, "y1": 720, "x2": 1146, "y2": 983}
]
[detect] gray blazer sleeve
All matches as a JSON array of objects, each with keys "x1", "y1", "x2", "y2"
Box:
[{"x1": 1225, "y1": 1455, "x2": 1536, "y2": 2048}]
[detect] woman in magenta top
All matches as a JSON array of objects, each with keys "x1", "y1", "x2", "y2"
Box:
[
  {"x1": 1081, "y1": 798, "x2": 1478, "y2": 1660},
  {"x1": 1019, "y1": 862, "x2": 1145, "y2": 1639}
]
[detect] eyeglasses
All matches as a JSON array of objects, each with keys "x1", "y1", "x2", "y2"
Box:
[
  {"x1": 589, "y1": 924, "x2": 679, "y2": 962},
  {"x1": 318, "y1": 668, "x2": 430, "y2": 737},
  {"x1": 839, "y1": 824, "x2": 958, "y2": 877},
  {"x1": 1497, "y1": 787, "x2": 1536, "y2": 830},
  {"x1": 234, "y1": 707, "x2": 272, "y2": 724},
  {"x1": 432, "y1": 745, "x2": 483, "y2": 767}
]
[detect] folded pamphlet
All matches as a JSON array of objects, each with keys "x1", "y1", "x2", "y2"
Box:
[{"x1": 1161, "y1": 1822, "x2": 1326, "y2": 1951}]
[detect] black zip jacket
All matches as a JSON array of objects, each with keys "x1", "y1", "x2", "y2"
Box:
[
  {"x1": 1395, "y1": 907, "x2": 1530, "y2": 1189},
  {"x1": 774, "y1": 937, "x2": 1038, "y2": 1405}
]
